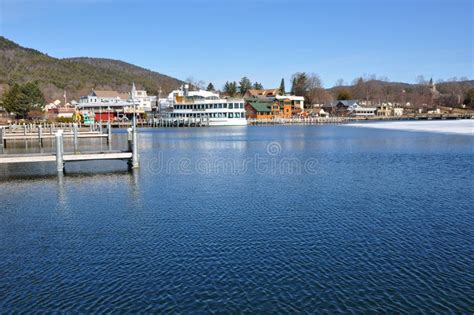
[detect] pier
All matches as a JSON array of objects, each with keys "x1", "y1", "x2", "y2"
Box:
[
  {"x1": 0, "y1": 126, "x2": 138, "y2": 173},
  {"x1": 0, "y1": 122, "x2": 111, "y2": 148}
]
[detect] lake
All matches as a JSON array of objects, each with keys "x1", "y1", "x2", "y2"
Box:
[{"x1": 0, "y1": 124, "x2": 473, "y2": 312}]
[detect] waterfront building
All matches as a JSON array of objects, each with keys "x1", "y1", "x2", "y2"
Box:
[
  {"x1": 349, "y1": 103, "x2": 377, "y2": 117},
  {"x1": 244, "y1": 88, "x2": 305, "y2": 118},
  {"x1": 323, "y1": 100, "x2": 352, "y2": 116},
  {"x1": 245, "y1": 100, "x2": 273, "y2": 119},
  {"x1": 77, "y1": 84, "x2": 155, "y2": 121}
]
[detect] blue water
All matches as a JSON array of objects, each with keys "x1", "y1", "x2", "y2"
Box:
[{"x1": 0, "y1": 125, "x2": 473, "y2": 312}]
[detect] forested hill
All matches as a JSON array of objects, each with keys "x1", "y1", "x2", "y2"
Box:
[{"x1": 0, "y1": 36, "x2": 183, "y2": 101}]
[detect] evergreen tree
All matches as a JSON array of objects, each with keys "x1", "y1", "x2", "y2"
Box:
[
  {"x1": 2, "y1": 82, "x2": 45, "y2": 118},
  {"x1": 252, "y1": 82, "x2": 263, "y2": 90},
  {"x1": 206, "y1": 82, "x2": 215, "y2": 91},
  {"x1": 223, "y1": 81, "x2": 238, "y2": 96},
  {"x1": 337, "y1": 90, "x2": 352, "y2": 100},
  {"x1": 238, "y1": 77, "x2": 252, "y2": 95},
  {"x1": 279, "y1": 78, "x2": 285, "y2": 95},
  {"x1": 291, "y1": 72, "x2": 308, "y2": 96}
]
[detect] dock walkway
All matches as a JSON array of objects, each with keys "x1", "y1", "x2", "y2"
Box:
[{"x1": 0, "y1": 127, "x2": 138, "y2": 174}]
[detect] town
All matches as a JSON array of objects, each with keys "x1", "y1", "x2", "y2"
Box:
[{"x1": 1, "y1": 76, "x2": 473, "y2": 127}]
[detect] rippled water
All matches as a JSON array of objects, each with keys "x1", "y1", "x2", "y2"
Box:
[{"x1": 0, "y1": 125, "x2": 473, "y2": 312}]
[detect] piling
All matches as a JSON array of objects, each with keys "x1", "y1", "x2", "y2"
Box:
[
  {"x1": 37, "y1": 126, "x2": 43, "y2": 146},
  {"x1": 0, "y1": 127, "x2": 4, "y2": 148},
  {"x1": 107, "y1": 121, "x2": 112, "y2": 144},
  {"x1": 55, "y1": 130, "x2": 64, "y2": 172}
]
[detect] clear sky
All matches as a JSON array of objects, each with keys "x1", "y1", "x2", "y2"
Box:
[{"x1": 0, "y1": 0, "x2": 472, "y2": 89}]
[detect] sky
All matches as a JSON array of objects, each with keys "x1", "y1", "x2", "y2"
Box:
[{"x1": 0, "y1": 0, "x2": 473, "y2": 89}]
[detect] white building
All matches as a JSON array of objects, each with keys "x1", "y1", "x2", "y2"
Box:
[
  {"x1": 275, "y1": 95, "x2": 305, "y2": 110},
  {"x1": 78, "y1": 83, "x2": 156, "y2": 115},
  {"x1": 393, "y1": 108, "x2": 404, "y2": 116},
  {"x1": 349, "y1": 103, "x2": 377, "y2": 116}
]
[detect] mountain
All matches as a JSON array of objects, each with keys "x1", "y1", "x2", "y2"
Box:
[{"x1": 0, "y1": 36, "x2": 183, "y2": 101}]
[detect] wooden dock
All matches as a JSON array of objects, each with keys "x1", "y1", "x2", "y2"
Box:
[
  {"x1": 0, "y1": 127, "x2": 138, "y2": 173},
  {"x1": 0, "y1": 151, "x2": 132, "y2": 163},
  {"x1": 1, "y1": 122, "x2": 111, "y2": 148}
]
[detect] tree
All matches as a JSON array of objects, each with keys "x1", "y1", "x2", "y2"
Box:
[
  {"x1": 279, "y1": 78, "x2": 285, "y2": 95},
  {"x1": 252, "y1": 82, "x2": 263, "y2": 90},
  {"x1": 335, "y1": 79, "x2": 345, "y2": 87},
  {"x1": 304, "y1": 73, "x2": 324, "y2": 107},
  {"x1": 337, "y1": 89, "x2": 352, "y2": 100},
  {"x1": 206, "y1": 82, "x2": 215, "y2": 91},
  {"x1": 290, "y1": 72, "x2": 308, "y2": 96},
  {"x1": 238, "y1": 77, "x2": 252, "y2": 95},
  {"x1": 2, "y1": 82, "x2": 45, "y2": 118},
  {"x1": 223, "y1": 81, "x2": 237, "y2": 97},
  {"x1": 464, "y1": 88, "x2": 474, "y2": 107}
]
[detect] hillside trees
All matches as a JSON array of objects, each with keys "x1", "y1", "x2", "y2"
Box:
[{"x1": 2, "y1": 81, "x2": 45, "y2": 118}]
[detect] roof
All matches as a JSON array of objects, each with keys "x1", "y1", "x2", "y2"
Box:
[
  {"x1": 246, "y1": 89, "x2": 280, "y2": 97},
  {"x1": 247, "y1": 101, "x2": 272, "y2": 112},
  {"x1": 92, "y1": 90, "x2": 129, "y2": 99},
  {"x1": 275, "y1": 95, "x2": 304, "y2": 101},
  {"x1": 328, "y1": 100, "x2": 359, "y2": 107}
]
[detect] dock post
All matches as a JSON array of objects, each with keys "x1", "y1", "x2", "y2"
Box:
[
  {"x1": 0, "y1": 127, "x2": 4, "y2": 149},
  {"x1": 38, "y1": 126, "x2": 43, "y2": 147},
  {"x1": 107, "y1": 121, "x2": 112, "y2": 144},
  {"x1": 132, "y1": 126, "x2": 139, "y2": 168},
  {"x1": 127, "y1": 127, "x2": 139, "y2": 168},
  {"x1": 73, "y1": 123, "x2": 78, "y2": 150},
  {"x1": 55, "y1": 130, "x2": 64, "y2": 172},
  {"x1": 127, "y1": 128, "x2": 133, "y2": 152}
]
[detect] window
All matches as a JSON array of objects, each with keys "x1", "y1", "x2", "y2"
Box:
[
  {"x1": 229, "y1": 113, "x2": 234, "y2": 118},
  {"x1": 223, "y1": 103, "x2": 227, "y2": 108},
  {"x1": 229, "y1": 103, "x2": 234, "y2": 109}
]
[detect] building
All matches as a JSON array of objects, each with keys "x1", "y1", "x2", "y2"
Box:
[
  {"x1": 349, "y1": 103, "x2": 377, "y2": 116},
  {"x1": 245, "y1": 100, "x2": 273, "y2": 119},
  {"x1": 377, "y1": 104, "x2": 393, "y2": 116},
  {"x1": 79, "y1": 90, "x2": 129, "y2": 105},
  {"x1": 77, "y1": 84, "x2": 154, "y2": 121},
  {"x1": 393, "y1": 108, "x2": 404, "y2": 116},
  {"x1": 243, "y1": 88, "x2": 305, "y2": 118},
  {"x1": 245, "y1": 89, "x2": 280, "y2": 98},
  {"x1": 275, "y1": 95, "x2": 305, "y2": 111},
  {"x1": 322, "y1": 100, "x2": 354, "y2": 116}
]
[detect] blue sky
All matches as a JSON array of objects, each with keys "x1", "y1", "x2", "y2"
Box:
[{"x1": 0, "y1": 0, "x2": 472, "y2": 89}]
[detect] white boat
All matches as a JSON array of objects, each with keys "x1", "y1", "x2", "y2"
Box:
[{"x1": 164, "y1": 85, "x2": 247, "y2": 126}]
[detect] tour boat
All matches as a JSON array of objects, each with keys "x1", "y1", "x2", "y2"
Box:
[{"x1": 164, "y1": 85, "x2": 247, "y2": 126}]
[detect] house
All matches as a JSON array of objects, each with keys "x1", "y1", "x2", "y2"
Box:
[
  {"x1": 244, "y1": 89, "x2": 305, "y2": 118},
  {"x1": 245, "y1": 100, "x2": 273, "y2": 119},
  {"x1": 275, "y1": 95, "x2": 305, "y2": 111},
  {"x1": 349, "y1": 103, "x2": 377, "y2": 117},
  {"x1": 322, "y1": 100, "x2": 356, "y2": 116},
  {"x1": 79, "y1": 90, "x2": 129, "y2": 104},
  {"x1": 77, "y1": 84, "x2": 154, "y2": 120},
  {"x1": 393, "y1": 108, "x2": 404, "y2": 116},
  {"x1": 377, "y1": 104, "x2": 392, "y2": 116}
]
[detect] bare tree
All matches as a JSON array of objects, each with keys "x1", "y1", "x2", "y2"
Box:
[{"x1": 335, "y1": 79, "x2": 345, "y2": 87}]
